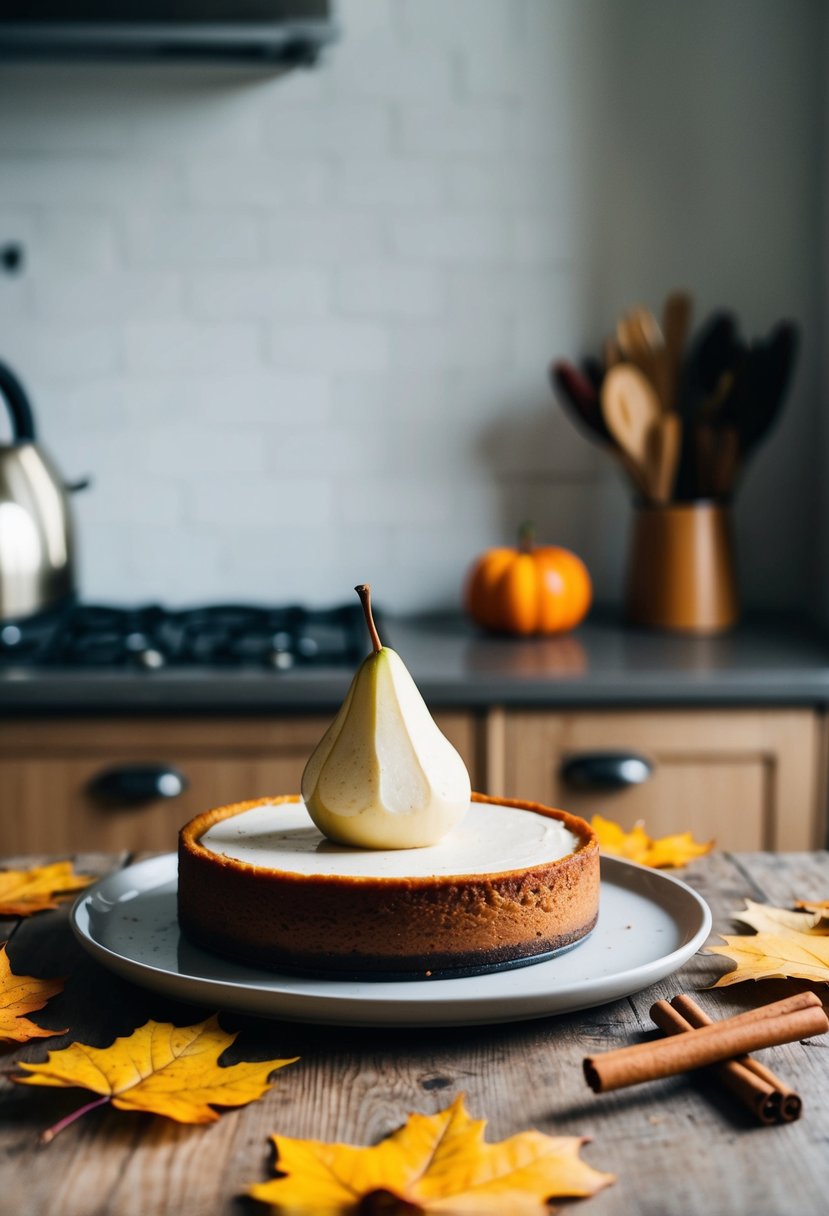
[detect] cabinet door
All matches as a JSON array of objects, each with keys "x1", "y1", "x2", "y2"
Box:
[
  {"x1": 0, "y1": 712, "x2": 479, "y2": 854},
  {"x1": 491, "y1": 709, "x2": 822, "y2": 851}
]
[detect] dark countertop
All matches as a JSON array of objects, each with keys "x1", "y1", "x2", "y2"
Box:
[{"x1": 2, "y1": 610, "x2": 829, "y2": 714}]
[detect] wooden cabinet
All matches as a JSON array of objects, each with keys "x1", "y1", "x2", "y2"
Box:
[
  {"x1": 485, "y1": 708, "x2": 825, "y2": 851},
  {"x1": 0, "y1": 713, "x2": 480, "y2": 855},
  {"x1": 1, "y1": 707, "x2": 825, "y2": 854}
]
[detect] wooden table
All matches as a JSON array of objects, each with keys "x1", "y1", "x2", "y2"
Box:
[{"x1": 2, "y1": 850, "x2": 828, "y2": 1216}]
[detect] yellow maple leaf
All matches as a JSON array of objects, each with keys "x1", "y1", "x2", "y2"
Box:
[
  {"x1": 248, "y1": 1094, "x2": 614, "y2": 1215},
  {"x1": 0, "y1": 943, "x2": 65, "y2": 1044},
  {"x1": 0, "y1": 861, "x2": 92, "y2": 916},
  {"x1": 13, "y1": 1014, "x2": 297, "y2": 1142},
  {"x1": 590, "y1": 815, "x2": 712, "y2": 868},
  {"x1": 708, "y1": 932, "x2": 829, "y2": 987}
]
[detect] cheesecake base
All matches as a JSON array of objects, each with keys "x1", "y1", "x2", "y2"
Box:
[{"x1": 178, "y1": 793, "x2": 600, "y2": 979}]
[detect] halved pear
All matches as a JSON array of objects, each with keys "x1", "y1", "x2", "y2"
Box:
[{"x1": 301, "y1": 586, "x2": 471, "y2": 849}]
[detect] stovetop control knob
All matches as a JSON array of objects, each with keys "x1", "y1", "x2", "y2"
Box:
[
  {"x1": 268, "y1": 649, "x2": 295, "y2": 671},
  {"x1": 138, "y1": 647, "x2": 165, "y2": 669},
  {"x1": 0, "y1": 624, "x2": 22, "y2": 648}
]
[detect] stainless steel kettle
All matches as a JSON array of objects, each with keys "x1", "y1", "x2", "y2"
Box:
[{"x1": 0, "y1": 360, "x2": 80, "y2": 620}]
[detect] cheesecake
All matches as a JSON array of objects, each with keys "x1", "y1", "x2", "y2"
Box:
[{"x1": 178, "y1": 792, "x2": 599, "y2": 979}]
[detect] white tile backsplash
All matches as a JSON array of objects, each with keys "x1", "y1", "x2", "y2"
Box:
[
  {"x1": 33, "y1": 272, "x2": 182, "y2": 324},
  {"x1": 1, "y1": 322, "x2": 121, "y2": 379},
  {"x1": 184, "y1": 157, "x2": 330, "y2": 208},
  {"x1": 122, "y1": 210, "x2": 261, "y2": 267},
  {"x1": 389, "y1": 213, "x2": 506, "y2": 263},
  {"x1": 268, "y1": 319, "x2": 390, "y2": 373},
  {"x1": 336, "y1": 264, "x2": 444, "y2": 319},
  {"x1": 123, "y1": 322, "x2": 261, "y2": 375},
  {"x1": 333, "y1": 157, "x2": 443, "y2": 209},
  {"x1": 263, "y1": 210, "x2": 387, "y2": 263},
  {"x1": 189, "y1": 268, "x2": 330, "y2": 322},
  {"x1": 0, "y1": 155, "x2": 182, "y2": 207},
  {"x1": 325, "y1": 35, "x2": 453, "y2": 102},
  {"x1": 259, "y1": 101, "x2": 393, "y2": 154},
  {"x1": 0, "y1": 0, "x2": 822, "y2": 614},
  {"x1": 397, "y1": 105, "x2": 512, "y2": 157},
  {"x1": 188, "y1": 475, "x2": 332, "y2": 529}
]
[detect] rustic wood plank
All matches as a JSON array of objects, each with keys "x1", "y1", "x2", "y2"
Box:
[
  {"x1": 732, "y1": 850, "x2": 829, "y2": 906},
  {"x1": 0, "y1": 851, "x2": 827, "y2": 1216}
]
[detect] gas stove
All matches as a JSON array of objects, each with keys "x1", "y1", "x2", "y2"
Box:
[{"x1": 0, "y1": 602, "x2": 372, "y2": 672}]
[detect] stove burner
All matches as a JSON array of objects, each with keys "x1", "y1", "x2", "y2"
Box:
[{"x1": 0, "y1": 602, "x2": 373, "y2": 671}]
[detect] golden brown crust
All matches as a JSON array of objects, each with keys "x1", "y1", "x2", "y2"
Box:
[{"x1": 178, "y1": 792, "x2": 599, "y2": 977}]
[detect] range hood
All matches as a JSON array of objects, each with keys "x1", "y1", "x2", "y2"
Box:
[{"x1": 0, "y1": 1, "x2": 337, "y2": 67}]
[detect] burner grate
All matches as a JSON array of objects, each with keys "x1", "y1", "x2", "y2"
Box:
[{"x1": 0, "y1": 602, "x2": 373, "y2": 671}]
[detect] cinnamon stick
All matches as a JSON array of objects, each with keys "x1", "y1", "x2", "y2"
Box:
[
  {"x1": 583, "y1": 995, "x2": 828, "y2": 1094},
  {"x1": 673, "y1": 989, "x2": 823, "y2": 1030},
  {"x1": 651, "y1": 1000, "x2": 780, "y2": 1124},
  {"x1": 670, "y1": 995, "x2": 803, "y2": 1121}
]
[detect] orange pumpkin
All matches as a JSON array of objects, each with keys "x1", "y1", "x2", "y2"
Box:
[{"x1": 464, "y1": 525, "x2": 592, "y2": 635}]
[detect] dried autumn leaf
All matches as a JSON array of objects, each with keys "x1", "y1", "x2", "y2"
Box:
[
  {"x1": 639, "y1": 831, "x2": 713, "y2": 868},
  {"x1": 248, "y1": 1094, "x2": 614, "y2": 1215},
  {"x1": 0, "y1": 861, "x2": 92, "y2": 916},
  {"x1": 590, "y1": 815, "x2": 712, "y2": 868},
  {"x1": 733, "y1": 899, "x2": 829, "y2": 939},
  {"x1": 794, "y1": 899, "x2": 829, "y2": 922},
  {"x1": 14, "y1": 1014, "x2": 297, "y2": 1141},
  {"x1": 0, "y1": 943, "x2": 65, "y2": 1044},
  {"x1": 590, "y1": 815, "x2": 651, "y2": 863},
  {"x1": 708, "y1": 932, "x2": 829, "y2": 987}
]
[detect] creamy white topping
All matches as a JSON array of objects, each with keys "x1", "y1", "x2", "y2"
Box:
[{"x1": 198, "y1": 799, "x2": 579, "y2": 879}]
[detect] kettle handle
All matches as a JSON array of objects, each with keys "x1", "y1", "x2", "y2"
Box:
[{"x1": 0, "y1": 360, "x2": 36, "y2": 442}]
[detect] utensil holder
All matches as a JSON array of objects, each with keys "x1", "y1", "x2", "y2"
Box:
[{"x1": 624, "y1": 502, "x2": 738, "y2": 633}]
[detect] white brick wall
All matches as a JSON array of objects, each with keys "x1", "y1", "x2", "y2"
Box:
[{"x1": 0, "y1": 0, "x2": 822, "y2": 613}]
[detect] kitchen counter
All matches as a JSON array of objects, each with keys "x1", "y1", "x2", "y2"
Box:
[
  {"x1": 2, "y1": 610, "x2": 829, "y2": 712},
  {"x1": 2, "y1": 848, "x2": 828, "y2": 1216}
]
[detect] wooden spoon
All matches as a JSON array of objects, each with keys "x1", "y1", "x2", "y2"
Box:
[
  {"x1": 645, "y1": 413, "x2": 682, "y2": 505},
  {"x1": 662, "y1": 291, "x2": 692, "y2": 410},
  {"x1": 601, "y1": 363, "x2": 663, "y2": 500},
  {"x1": 617, "y1": 307, "x2": 666, "y2": 405}
]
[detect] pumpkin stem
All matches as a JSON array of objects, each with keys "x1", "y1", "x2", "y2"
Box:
[
  {"x1": 518, "y1": 521, "x2": 536, "y2": 554},
  {"x1": 355, "y1": 584, "x2": 383, "y2": 654}
]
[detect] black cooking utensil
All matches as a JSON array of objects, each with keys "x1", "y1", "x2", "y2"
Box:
[
  {"x1": 581, "y1": 355, "x2": 604, "y2": 394},
  {"x1": 692, "y1": 320, "x2": 798, "y2": 498},
  {"x1": 740, "y1": 321, "x2": 799, "y2": 458},
  {"x1": 674, "y1": 311, "x2": 740, "y2": 499},
  {"x1": 549, "y1": 359, "x2": 612, "y2": 444},
  {"x1": 679, "y1": 311, "x2": 739, "y2": 417}
]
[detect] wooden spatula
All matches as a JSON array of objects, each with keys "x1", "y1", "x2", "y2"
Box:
[
  {"x1": 601, "y1": 363, "x2": 663, "y2": 500},
  {"x1": 616, "y1": 307, "x2": 665, "y2": 404},
  {"x1": 646, "y1": 413, "x2": 683, "y2": 505}
]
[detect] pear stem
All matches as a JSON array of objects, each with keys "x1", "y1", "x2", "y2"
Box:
[{"x1": 355, "y1": 584, "x2": 383, "y2": 654}]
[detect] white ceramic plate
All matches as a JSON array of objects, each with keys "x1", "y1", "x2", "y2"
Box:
[{"x1": 71, "y1": 854, "x2": 711, "y2": 1028}]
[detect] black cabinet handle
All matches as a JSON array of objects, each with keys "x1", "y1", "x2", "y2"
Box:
[
  {"x1": 88, "y1": 764, "x2": 188, "y2": 805},
  {"x1": 560, "y1": 752, "x2": 653, "y2": 791}
]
